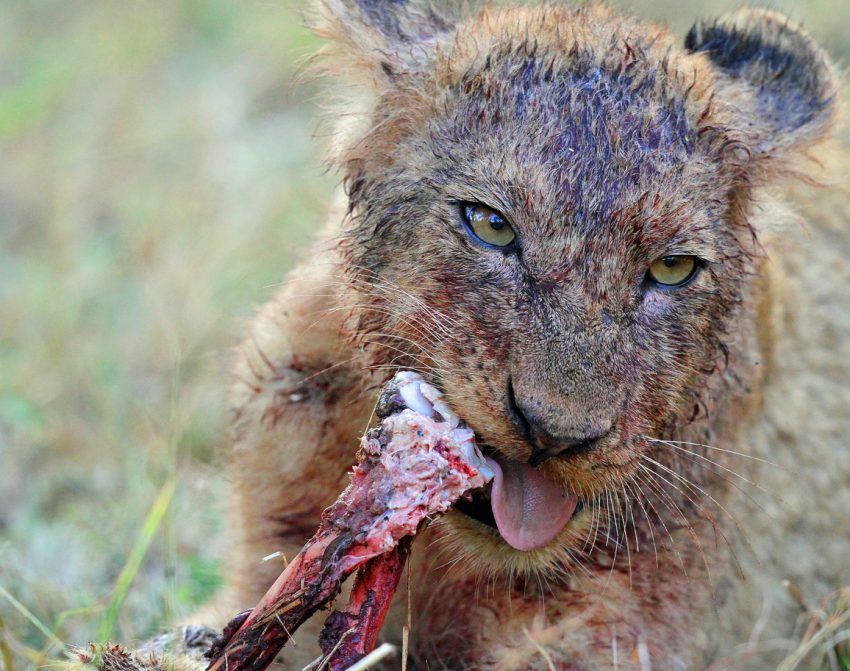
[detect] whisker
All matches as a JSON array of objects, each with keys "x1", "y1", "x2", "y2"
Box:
[
  {"x1": 650, "y1": 439, "x2": 782, "y2": 519},
  {"x1": 586, "y1": 495, "x2": 604, "y2": 555},
  {"x1": 621, "y1": 481, "x2": 640, "y2": 555},
  {"x1": 633, "y1": 467, "x2": 701, "y2": 582},
  {"x1": 358, "y1": 341, "x2": 440, "y2": 376},
  {"x1": 638, "y1": 459, "x2": 741, "y2": 584},
  {"x1": 648, "y1": 437, "x2": 771, "y2": 490},
  {"x1": 346, "y1": 265, "x2": 461, "y2": 333},
  {"x1": 298, "y1": 303, "x2": 443, "y2": 346},
  {"x1": 625, "y1": 478, "x2": 659, "y2": 569},
  {"x1": 603, "y1": 486, "x2": 623, "y2": 589},
  {"x1": 290, "y1": 355, "x2": 364, "y2": 387},
  {"x1": 359, "y1": 330, "x2": 431, "y2": 354},
  {"x1": 643, "y1": 437, "x2": 779, "y2": 468},
  {"x1": 641, "y1": 454, "x2": 755, "y2": 562}
]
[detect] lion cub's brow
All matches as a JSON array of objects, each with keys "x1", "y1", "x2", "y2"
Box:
[{"x1": 442, "y1": 50, "x2": 699, "y2": 229}]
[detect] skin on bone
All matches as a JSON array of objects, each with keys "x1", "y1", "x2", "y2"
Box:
[
  {"x1": 205, "y1": 372, "x2": 492, "y2": 671},
  {"x1": 316, "y1": 538, "x2": 412, "y2": 671}
]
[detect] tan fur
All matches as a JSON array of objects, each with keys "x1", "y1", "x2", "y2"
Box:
[{"x1": 74, "y1": 3, "x2": 849, "y2": 670}]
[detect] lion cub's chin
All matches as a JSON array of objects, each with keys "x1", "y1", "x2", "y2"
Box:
[{"x1": 428, "y1": 508, "x2": 594, "y2": 578}]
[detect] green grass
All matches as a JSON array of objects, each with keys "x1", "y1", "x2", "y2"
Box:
[
  {"x1": 97, "y1": 478, "x2": 176, "y2": 643},
  {"x1": 0, "y1": 0, "x2": 332, "y2": 664},
  {"x1": 0, "y1": 1, "x2": 847, "y2": 670}
]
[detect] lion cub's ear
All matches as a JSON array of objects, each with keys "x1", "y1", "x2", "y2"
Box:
[
  {"x1": 311, "y1": 0, "x2": 465, "y2": 83},
  {"x1": 685, "y1": 9, "x2": 839, "y2": 158}
]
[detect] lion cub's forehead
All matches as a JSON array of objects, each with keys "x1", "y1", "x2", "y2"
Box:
[
  {"x1": 428, "y1": 4, "x2": 721, "y2": 233},
  {"x1": 440, "y1": 4, "x2": 715, "y2": 107}
]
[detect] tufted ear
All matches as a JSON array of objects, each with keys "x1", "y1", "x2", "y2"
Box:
[
  {"x1": 311, "y1": 0, "x2": 465, "y2": 82},
  {"x1": 685, "y1": 9, "x2": 839, "y2": 157}
]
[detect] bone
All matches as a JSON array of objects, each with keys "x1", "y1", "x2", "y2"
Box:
[
  {"x1": 317, "y1": 538, "x2": 411, "y2": 671},
  {"x1": 205, "y1": 372, "x2": 491, "y2": 671}
]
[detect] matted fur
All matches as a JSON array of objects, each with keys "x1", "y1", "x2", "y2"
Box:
[{"x1": 75, "y1": 2, "x2": 849, "y2": 670}]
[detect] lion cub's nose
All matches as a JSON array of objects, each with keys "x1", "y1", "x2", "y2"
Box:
[
  {"x1": 523, "y1": 417, "x2": 611, "y2": 467},
  {"x1": 509, "y1": 383, "x2": 613, "y2": 466}
]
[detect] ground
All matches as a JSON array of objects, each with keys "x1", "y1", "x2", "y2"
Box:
[{"x1": 0, "y1": 1, "x2": 847, "y2": 669}]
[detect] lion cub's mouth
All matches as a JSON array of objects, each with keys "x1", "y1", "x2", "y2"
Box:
[{"x1": 456, "y1": 450, "x2": 580, "y2": 551}]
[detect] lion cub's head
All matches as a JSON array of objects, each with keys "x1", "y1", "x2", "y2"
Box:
[{"x1": 315, "y1": 1, "x2": 838, "y2": 574}]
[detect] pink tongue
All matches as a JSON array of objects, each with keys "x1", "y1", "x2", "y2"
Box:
[{"x1": 486, "y1": 457, "x2": 578, "y2": 551}]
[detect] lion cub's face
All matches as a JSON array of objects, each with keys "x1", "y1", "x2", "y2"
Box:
[{"x1": 326, "y1": 2, "x2": 836, "y2": 570}]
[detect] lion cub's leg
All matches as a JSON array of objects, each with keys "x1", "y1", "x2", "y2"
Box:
[{"x1": 226, "y1": 257, "x2": 372, "y2": 599}]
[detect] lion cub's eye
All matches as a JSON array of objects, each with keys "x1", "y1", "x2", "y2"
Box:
[
  {"x1": 647, "y1": 255, "x2": 699, "y2": 287},
  {"x1": 461, "y1": 203, "x2": 516, "y2": 248}
]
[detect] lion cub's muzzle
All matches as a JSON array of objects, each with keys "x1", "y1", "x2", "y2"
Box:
[{"x1": 507, "y1": 377, "x2": 616, "y2": 466}]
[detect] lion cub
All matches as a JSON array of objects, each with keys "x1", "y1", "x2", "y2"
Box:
[{"x1": 81, "y1": 2, "x2": 850, "y2": 670}]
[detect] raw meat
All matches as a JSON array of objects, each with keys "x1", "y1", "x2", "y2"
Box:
[{"x1": 205, "y1": 372, "x2": 493, "y2": 671}]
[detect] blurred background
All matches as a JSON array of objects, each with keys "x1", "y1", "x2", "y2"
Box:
[{"x1": 0, "y1": 1, "x2": 847, "y2": 668}]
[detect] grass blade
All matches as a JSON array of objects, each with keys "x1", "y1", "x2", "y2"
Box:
[
  {"x1": 0, "y1": 586, "x2": 64, "y2": 651},
  {"x1": 98, "y1": 478, "x2": 177, "y2": 642}
]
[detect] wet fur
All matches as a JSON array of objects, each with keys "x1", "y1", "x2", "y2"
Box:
[{"x1": 77, "y1": 3, "x2": 849, "y2": 670}]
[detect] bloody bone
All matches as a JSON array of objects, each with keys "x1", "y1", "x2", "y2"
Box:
[
  {"x1": 317, "y1": 538, "x2": 411, "y2": 671},
  {"x1": 206, "y1": 372, "x2": 493, "y2": 671}
]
